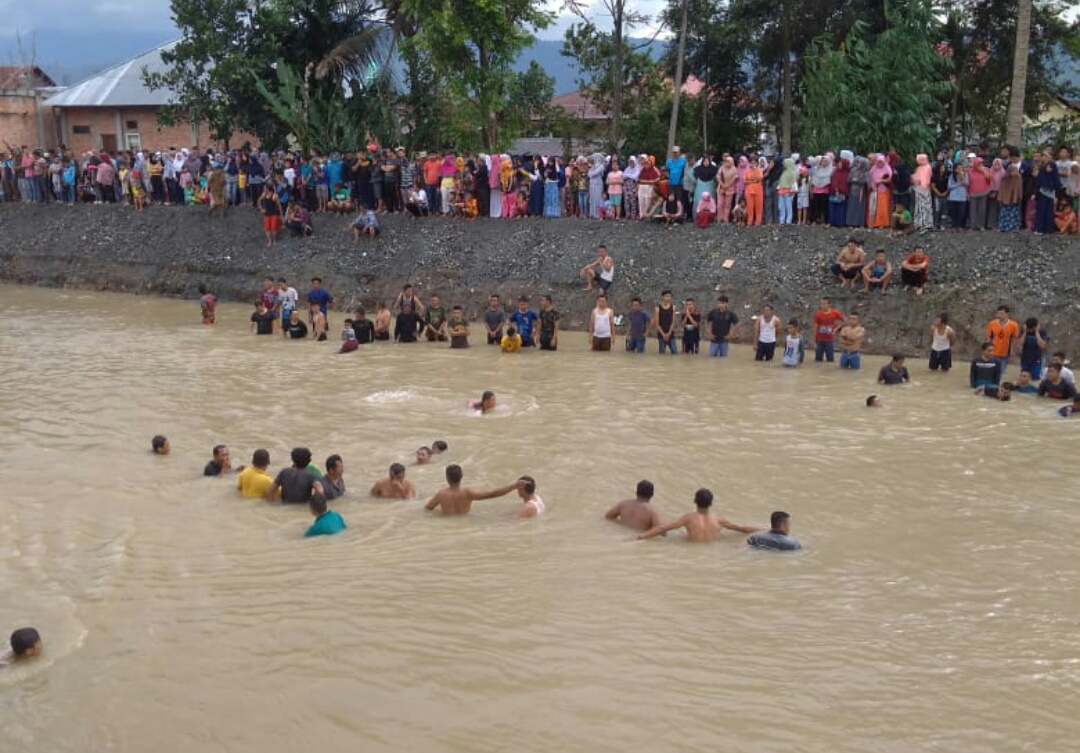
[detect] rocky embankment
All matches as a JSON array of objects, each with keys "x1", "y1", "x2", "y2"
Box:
[{"x1": 2, "y1": 203, "x2": 1077, "y2": 356}]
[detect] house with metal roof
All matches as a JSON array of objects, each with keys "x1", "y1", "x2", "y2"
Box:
[{"x1": 43, "y1": 41, "x2": 252, "y2": 154}]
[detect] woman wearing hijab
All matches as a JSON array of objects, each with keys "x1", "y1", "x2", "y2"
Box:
[
  {"x1": 691, "y1": 156, "x2": 716, "y2": 221},
  {"x1": 996, "y1": 163, "x2": 1022, "y2": 232},
  {"x1": 846, "y1": 156, "x2": 870, "y2": 227},
  {"x1": 967, "y1": 157, "x2": 991, "y2": 230},
  {"x1": 587, "y1": 153, "x2": 605, "y2": 219},
  {"x1": 623, "y1": 156, "x2": 641, "y2": 220},
  {"x1": 543, "y1": 157, "x2": 561, "y2": 218},
  {"x1": 947, "y1": 163, "x2": 969, "y2": 232},
  {"x1": 695, "y1": 191, "x2": 716, "y2": 227},
  {"x1": 715, "y1": 156, "x2": 736, "y2": 223},
  {"x1": 777, "y1": 158, "x2": 796, "y2": 225},
  {"x1": 868, "y1": 155, "x2": 893, "y2": 229},
  {"x1": 1034, "y1": 159, "x2": 1062, "y2": 234},
  {"x1": 743, "y1": 157, "x2": 764, "y2": 225},
  {"x1": 500, "y1": 155, "x2": 516, "y2": 218},
  {"x1": 829, "y1": 157, "x2": 850, "y2": 227},
  {"x1": 911, "y1": 154, "x2": 933, "y2": 231},
  {"x1": 637, "y1": 156, "x2": 660, "y2": 221},
  {"x1": 810, "y1": 155, "x2": 833, "y2": 225},
  {"x1": 522, "y1": 156, "x2": 541, "y2": 217},
  {"x1": 931, "y1": 158, "x2": 950, "y2": 229}
]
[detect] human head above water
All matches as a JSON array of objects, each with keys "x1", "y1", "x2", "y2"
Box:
[
  {"x1": 445, "y1": 464, "x2": 463, "y2": 485},
  {"x1": 291, "y1": 447, "x2": 312, "y2": 468},
  {"x1": 636, "y1": 479, "x2": 654, "y2": 500},
  {"x1": 10, "y1": 627, "x2": 42, "y2": 658},
  {"x1": 480, "y1": 391, "x2": 497, "y2": 412},
  {"x1": 152, "y1": 435, "x2": 169, "y2": 455},
  {"x1": 416, "y1": 446, "x2": 432, "y2": 464},
  {"x1": 252, "y1": 449, "x2": 270, "y2": 469},
  {"x1": 770, "y1": 511, "x2": 791, "y2": 534},
  {"x1": 694, "y1": 488, "x2": 713, "y2": 510}
]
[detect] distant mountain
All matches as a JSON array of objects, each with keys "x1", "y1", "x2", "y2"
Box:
[{"x1": 513, "y1": 38, "x2": 667, "y2": 96}]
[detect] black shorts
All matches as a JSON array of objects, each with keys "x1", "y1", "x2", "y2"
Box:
[
  {"x1": 540, "y1": 338, "x2": 557, "y2": 351},
  {"x1": 929, "y1": 349, "x2": 952, "y2": 371},
  {"x1": 592, "y1": 337, "x2": 612, "y2": 351},
  {"x1": 831, "y1": 263, "x2": 861, "y2": 280},
  {"x1": 487, "y1": 331, "x2": 503, "y2": 345},
  {"x1": 375, "y1": 332, "x2": 390, "y2": 341},
  {"x1": 597, "y1": 278, "x2": 612, "y2": 293},
  {"x1": 755, "y1": 341, "x2": 777, "y2": 361},
  {"x1": 426, "y1": 332, "x2": 447, "y2": 342}
]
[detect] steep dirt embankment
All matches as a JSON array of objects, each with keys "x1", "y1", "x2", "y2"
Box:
[{"x1": 1, "y1": 203, "x2": 1077, "y2": 356}]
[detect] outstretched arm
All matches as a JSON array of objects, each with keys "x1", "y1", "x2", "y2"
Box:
[
  {"x1": 719, "y1": 516, "x2": 765, "y2": 534},
  {"x1": 468, "y1": 481, "x2": 522, "y2": 502},
  {"x1": 638, "y1": 515, "x2": 687, "y2": 540},
  {"x1": 424, "y1": 494, "x2": 442, "y2": 512}
]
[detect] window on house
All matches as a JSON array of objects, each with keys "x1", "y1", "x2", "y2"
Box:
[
  {"x1": 72, "y1": 125, "x2": 91, "y2": 135},
  {"x1": 126, "y1": 133, "x2": 141, "y2": 149},
  {"x1": 125, "y1": 120, "x2": 138, "y2": 130}
]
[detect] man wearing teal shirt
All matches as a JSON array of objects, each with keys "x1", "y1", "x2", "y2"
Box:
[{"x1": 305, "y1": 496, "x2": 346, "y2": 538}]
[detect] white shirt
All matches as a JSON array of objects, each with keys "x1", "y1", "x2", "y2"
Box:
[
  {"x1": 599, "y1": 260, "x2": 615, "y2": 283},
  {"x1": 758, "y1": 315, "x2": 779, "y2": 344},
  {"x1": 525, "y1": 494, "x2": 546, "y2": 515},
  {"x1": 278, "y1": 287, "x2": 299, "y2": 312},
  {"x1": 592, "y1": 309, "x2": 613, "y2": 338},
  {"x1": 931, "y1": 325, "x2": 953, "y2": 352}
]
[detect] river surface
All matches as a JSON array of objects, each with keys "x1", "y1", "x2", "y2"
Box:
[{"x1": 0, "y1": 286, "x2": 1076, "y2": 753}]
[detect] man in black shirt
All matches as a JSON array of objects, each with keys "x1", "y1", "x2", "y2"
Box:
[
  {"x1": 705, "y1": 295, "x2": 739, "y2": 357},
  {"x1": 250, "y1": 301, "x2": 276, "y2": 335},
  {"x1": 395, "y1": 302, "x2": 421, "y2": 342},
  {"x1": 285, "y1": 310, "x2": 309, "y2": 339},
  {"x1": 538, "y1": 295, "x2": 560, "y2": 351},
  {"x1": 654, "y1": 290, "x2": 678, "y2": 355},
  {"x1": 484, "y1": 294, "x2": 505, "y2": 345},
  {"x1": 203, "y1": 445, "x2": 232, "y2": 477},
  {"x1": 351, "y1": 308, "x2": 375, "y2": 344},
  {"x1": 266, "y1": 447, "x2": 325, "y2": 504},
  {"x1": 877, "y1": 353, "x2": 910, "y2": 385},
  {"x1": 970, "y1": 342, "x2": 1001, "y2": 388}
]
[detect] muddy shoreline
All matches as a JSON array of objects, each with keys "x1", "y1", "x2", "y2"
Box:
[{"x1": 2, "y1": 203, "x2": 1077, "y2": 356}]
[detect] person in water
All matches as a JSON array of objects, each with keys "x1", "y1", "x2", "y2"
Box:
[
  {"x1": 237, "y1": 449, "x2": 274, "y2": 499},
  {"x1": 515, "y1": 476, "x2": 546, "y2": 518},
  {"x1": 151, "y1": 435, "x2": 170, "y2": 455},
  {"x1": 370, "y1": 463, "x2": 416, "y2": 499},
  {"x1": 198, "y1": 283, "x2": 217, "y2": 324},
  {"x1": 416, "y1": 446, "x2": 433, "y2": 465},
  {"x1": 877, "y1": 353, "x2": 910, "y2": 384},
  {"x1": 424, "y1": 464, "x2": 524, "y2": 516},
  {"x1": 636, "y1": 488, "x2": 763, "y2": 543},
  {"x1": 431, "y1": 440, "x2": 448, "y2": 456},
  {"x1": 470, "y1": 391, "x2": 497, "y2": 414},
  {"x1": 266, "y1": 447, "x2": 325, "y2": 504},
  {"x1": 321, "y1": 454, "x2": 346, "y2": 500},
  {"x1": 866, "y1": 395, "x2": 883, "y2": 408},
  {"x1": 203, "y1": 445, "x2": 237, "y2": 477},
  {"x1": 974, "y1": 384, "x2": 1012, "y2": 401},
  {"x1": 604, "y1": 480, "x2": 664, "y2": 532},
  {"x1": 1057, "y1": 395, "x2": 1080, "y2": 417},
  {"x1": 1, "y1": 627, "x2": 43, "y2": 664},
  {"x1": 746, "y1": 511, "x2": 803, "y2": 551},
  {"x1": 305, "y1": 495, "x2": 346, "y2": 538}
]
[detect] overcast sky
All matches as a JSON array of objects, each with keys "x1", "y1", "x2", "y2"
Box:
[{"x1": 0, "y1": 0, "x2": 672, "y2": 40}]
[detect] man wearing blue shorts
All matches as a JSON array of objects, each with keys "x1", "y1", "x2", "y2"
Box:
[{"x1": 838, "y1": 313, "x2": 864, "y2": 370}]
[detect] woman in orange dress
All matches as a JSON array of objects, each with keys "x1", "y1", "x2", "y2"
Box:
[
  {"x1": 743, "y1": 158, "x2": 764, "y2": 225},
  {"x1": 869, "y1": 154, "x2": 893, "y2": 228}
]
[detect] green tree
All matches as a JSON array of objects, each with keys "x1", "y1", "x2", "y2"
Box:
[
  {"x1": 561, "y1": 18, "x2": 664, "y2": 150},
  {"x1": 398, "y1": 0, "x2": 553, "y2": 150},
  {"x1": 146, "y1": 0, "x2": 397, "y2": 146},
  {"x1": 801, "y1": 0, "x2": 952, "y2": 157}
]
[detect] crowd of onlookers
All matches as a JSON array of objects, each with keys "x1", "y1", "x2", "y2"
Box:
[{"x1": 3, "y1": 140, "x2": 1078, "y2": 235}]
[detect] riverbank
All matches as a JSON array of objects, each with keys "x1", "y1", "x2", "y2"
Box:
[{"x1": 2, "y1": 202, "x2": 1077, "y2": 355}]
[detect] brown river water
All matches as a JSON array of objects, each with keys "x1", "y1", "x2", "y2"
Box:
[{"x1": 0, "y1": 286, "x2": 1076, "y2": 753}]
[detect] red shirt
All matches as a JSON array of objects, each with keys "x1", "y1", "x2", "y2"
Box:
[{"x1": 814, "y1": 309, "x2": 845, "y2": 342}]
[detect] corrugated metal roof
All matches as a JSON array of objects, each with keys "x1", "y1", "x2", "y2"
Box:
[{"x1": 44, "y1": 41, "x2": 178, "y2": 108}]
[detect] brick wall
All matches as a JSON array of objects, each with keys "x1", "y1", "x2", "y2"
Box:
[
  {"x1": 56, "y1": 106, "x2": 259, "y2": 155},
  {"x1": 0, "y1": 92, "x2": 57, "y2": 150}
]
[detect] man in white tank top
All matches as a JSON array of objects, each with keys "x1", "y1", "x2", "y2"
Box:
[
  {"x1": 589, "y1": 293, "x2": 615, "y2": 351},
  {"x1": 581, "y1": 244, "x2": 615, "y2": 294},
  {"x1": 754, "y1": 303, "x2": 781, "y2": 361}
]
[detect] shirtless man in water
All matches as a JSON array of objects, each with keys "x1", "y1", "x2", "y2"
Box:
[
  {"x1": 636, "y1": 488, "x2": 763, "y2": 543},
  {"x1": 424, "y1": 464, "x2": 523, "y2": 516},
  {"x1": 370, "y1": 463, "x2": 415, "y2": 499},
  {"x1": 604, "y1": 479, "x2": 663, "y2": 531}
]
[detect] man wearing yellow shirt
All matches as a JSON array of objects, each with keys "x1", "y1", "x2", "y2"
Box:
[
  {"x1": 238, "y1": 449, "x2": 275, "y2": 499},
  {"x1": 501, "y1": 325, "x2": 522, "y2": 353}
]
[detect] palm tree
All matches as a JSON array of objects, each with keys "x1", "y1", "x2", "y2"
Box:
[{"x1": 1005, "y1": 0, "x2": 1032, "y2": 146}]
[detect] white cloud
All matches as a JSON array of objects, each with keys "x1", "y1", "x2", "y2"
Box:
[
  {"x1": 0, "y1": 0, "x2": 173, "y2": 36},
  {"x1": 539, "y1": 0, "x2": 672, "y2": 40}
]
